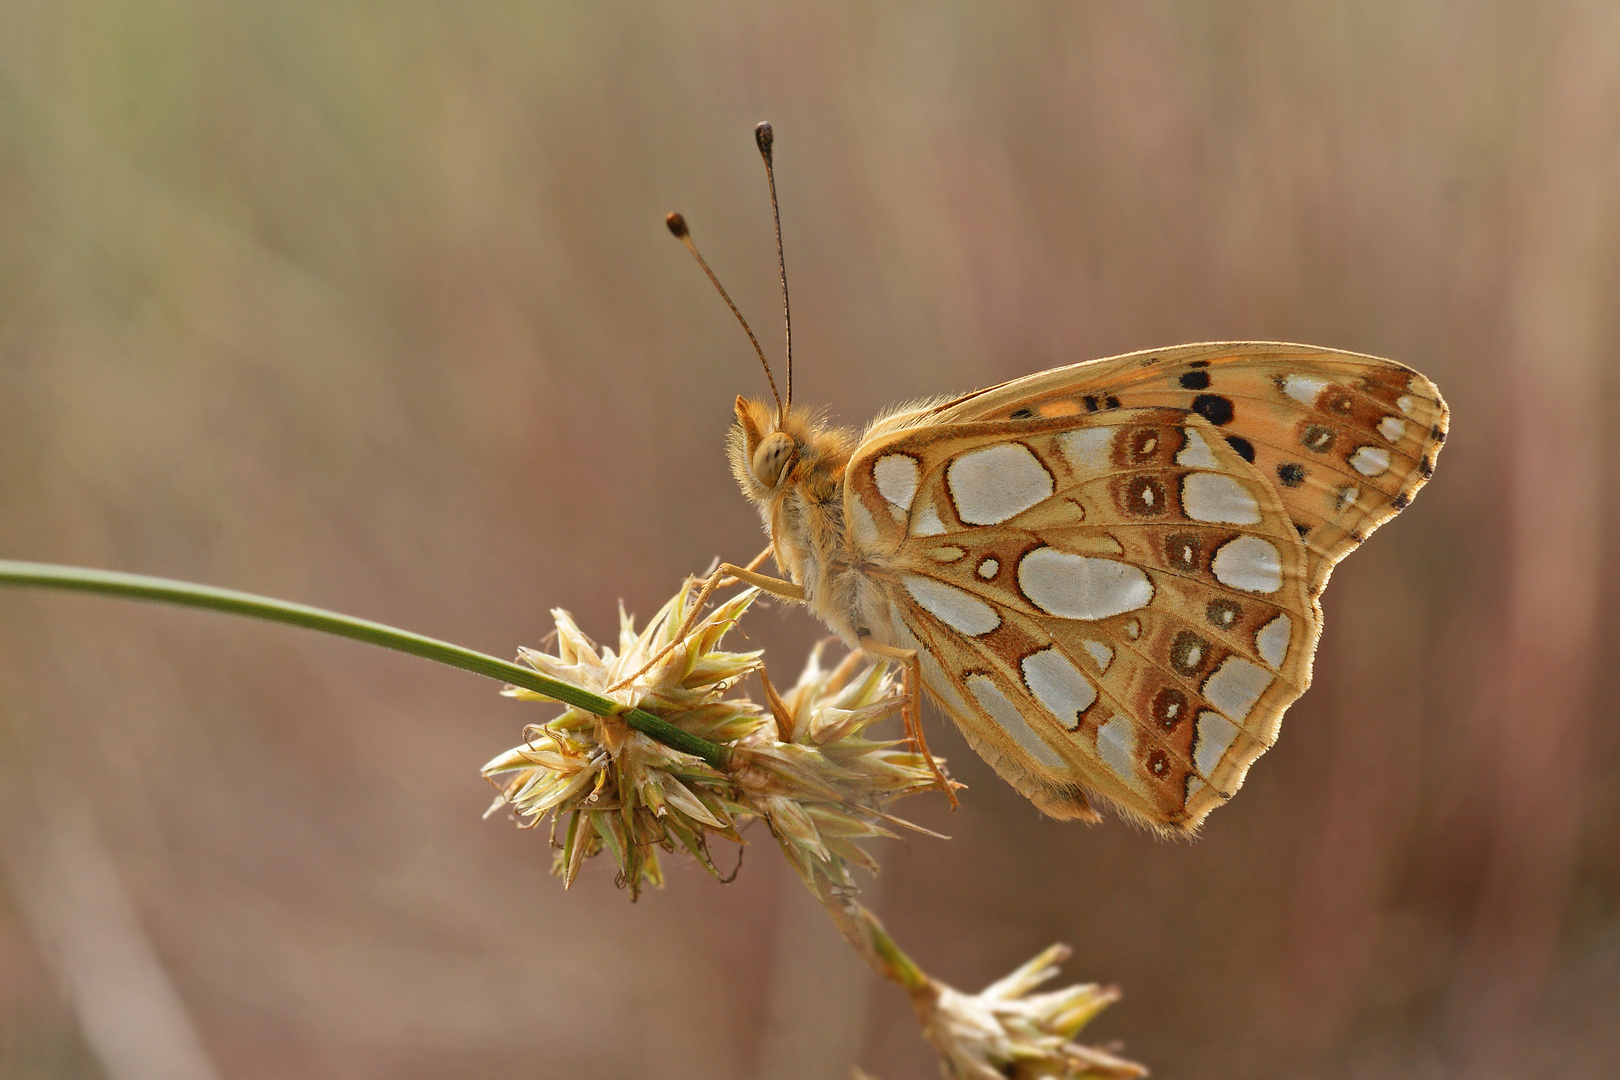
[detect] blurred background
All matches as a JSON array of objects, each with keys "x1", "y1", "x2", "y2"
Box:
[{"x1": 1, "y1": 3, "x2": 1616, "y2": 1078}]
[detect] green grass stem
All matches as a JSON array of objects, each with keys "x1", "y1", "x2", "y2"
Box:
[{"x1": 0, "y1": 560, "x2": 729, "y2": 769}]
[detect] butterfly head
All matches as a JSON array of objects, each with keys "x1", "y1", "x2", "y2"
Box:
[
  {"x1": 728, "y1": 395, "x2": 853, "y2": 505},
  {"x1": 730, "y1": 395, "x2": 798, "y2": 499}
]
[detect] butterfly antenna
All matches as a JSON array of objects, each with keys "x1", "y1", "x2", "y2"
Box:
[
  {"x1": 666, "y1": 211, "x2": 783, "y2": 420},
  {"x1": 754, "y1": 121, "x2": 792, "y2": 422}
]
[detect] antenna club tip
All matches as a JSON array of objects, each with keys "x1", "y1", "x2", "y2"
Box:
[
  {"x1": 665, "y1": 212, "x2": 689, "y2": 238},
  {"x1": 754, "y1": 121, "x2": 774, "y2": 157}
]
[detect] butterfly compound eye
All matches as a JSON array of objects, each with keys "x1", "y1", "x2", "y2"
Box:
[{"x1": 751, "y1": 432, "x2": 797, "y2": 489}]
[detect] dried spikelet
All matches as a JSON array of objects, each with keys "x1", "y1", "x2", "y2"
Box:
[
  {"x1": 482, "y1": 582, "x2": 762, "y2": 897},
  {"x1": 732, "y1": 643, "x2": 943, "y2": 900},
  {"x1": 482, "y1": 579, "x2": 945, "y2": 899},
  {"x1": 916, "y1": 944, "x2": 1147, "y2": 1080}
]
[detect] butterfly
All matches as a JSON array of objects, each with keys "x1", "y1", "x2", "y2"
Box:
[{"x1": 670, "y1": 125, "x2": 1447, "y2": 834}]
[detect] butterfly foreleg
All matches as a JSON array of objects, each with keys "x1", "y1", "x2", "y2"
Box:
[{"x1": 854, "y1": 635, "x2": 958, "y2": 809}]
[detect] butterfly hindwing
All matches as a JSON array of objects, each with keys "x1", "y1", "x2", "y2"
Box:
[{"x1": 845, "y1": 404, "x2": 1319, "y2": 832}]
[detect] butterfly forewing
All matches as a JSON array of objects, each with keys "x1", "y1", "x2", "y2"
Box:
[
  {"x1": 928, "y1": 343, "x2": 1449, "y2": 595},
  {"x1": 846, "y1": 405, "x2": 1319, "y2": 832}
]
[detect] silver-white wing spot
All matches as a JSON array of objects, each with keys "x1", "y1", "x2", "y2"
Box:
[
  {"x1": 1175, "y1": 429, "x2": 1219, "y2": 469},
  {"x1": 1349, "y1": 446, "x2": 1390, "y2": 477},
  {"x1": 1378, "y1": 417, "x2": 1407, "y2": 442},
  {"x1": 1201, "y1": 657, "x2": 1272, "y2": 724},
  {"x1": 928, "y1": 546, "x2": 966, "y2": 563},
  {"x1": 1181, "y1": 473, "x2": 1261, "y2": 525},
  {"x1": 1082, "y1": 639, "x2": 1114, "y2": 672},
  {"x1": 1281, "y1": 374, "x2": 1330, "y2": 405},
  {"x1": 1057, "y1": 428, "x2": 1115, "y2": 472},
  {"x1": 1255, "y1": 614, "x2": 1292, "y2": 668},
  {"x1": 1193, "y1": 710, "x2": 1239, "y2": 777},
  {"x1": 947, "y1": 443, "x2": 1053, "y2": 525},
  {"x1": 976, "y1": 557, "x2": 999, "y2": 579},
  {"x1": 874, "y1": 454, "x2": 919, "y2": 512},
  {"x1": 912, "y1": 504, "x2": 947, "y2": 537},
  {"x1": 1397, "y1": 394, "x2": 1416, "y2": 415},
  {"x1": 1020, "y1": 647, "x2": 1097, "y2": 729},
  {"x1": 1211, "y1": 537, "x2": 1283, "y2": 594},
  {"x1": 1017, "y1": 548, "x2": 1154, "y2": 619},
  {"x1": 850, "y1": 501, "x2": 881, "y2": 548},
  {"x1": 1096, "y1": 715, "x2": 1139, "y2": 787},
  {"x1": 966, "y1": 674, "x2": 1064, "y2": 768},
  {"x1": 902, "y1": 575, "x2": 1001, "y2": 636}
]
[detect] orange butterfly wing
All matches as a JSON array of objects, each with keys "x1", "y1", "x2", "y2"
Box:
[{"x1": 841, "y1": 343, "x2": 1444, "y2": 831}]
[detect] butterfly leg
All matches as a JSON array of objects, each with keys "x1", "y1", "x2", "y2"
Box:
[
  {"x1": 854, "y1": 636, "x2": 959, "y2": 809},
  {"x1": 673, "y1": 546, "x2": 789, "y2": 653},
  {"x1": 687, "y1": 545, "x2": 800, "y2": 632},
  {"x1": 608, "y1": 557, "x2": 804, "y2": 693}
]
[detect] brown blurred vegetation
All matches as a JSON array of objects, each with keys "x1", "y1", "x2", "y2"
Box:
[{"x1": 2, "y1": 3, "x2": 1617, "y2": 1078}]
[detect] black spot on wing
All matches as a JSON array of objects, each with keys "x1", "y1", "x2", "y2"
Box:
[
  {"x1": 1191, "y1": 394, "x2": 1235, "y2": 426},
  {"x1": 1276, "y1": 462, "x2": 1306, "y2": 487},
  {"x1": 1179, "y1": 370, "x2": 1211, "y2": 390},
  {"x1": 1224, "y1": 435, "x2": 1255, "y2": 463}
]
